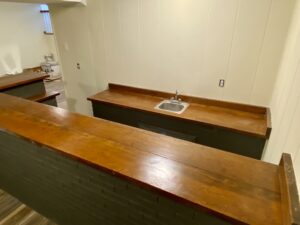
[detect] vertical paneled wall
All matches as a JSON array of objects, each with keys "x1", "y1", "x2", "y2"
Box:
[
  {"x1": 51, "y1": 0, "x2": 294, "y2": 114},
  {"x1": 263, "y1": 0, "x2": 300, "y2": 190}
]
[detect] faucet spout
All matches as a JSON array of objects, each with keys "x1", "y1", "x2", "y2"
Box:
[
  {"x1": 175, "y1": 90, "x2": 178, "y2": 100},
  {"x1": 170, "y1": 90, "x2": 181, "y2": 103}
]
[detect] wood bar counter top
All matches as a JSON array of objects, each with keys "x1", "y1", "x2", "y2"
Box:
[
  {"x1": 0, "y1": 70, "x2": 59, "y2": 107},
  {"x1": 0, "y1": 94, "x2": 299, "y2": 225},
  {"x1": 88, "y1": 83, "x2": 270, "y2": 138},
  {"x1": 0, "y1": 70, "x2": 49, "y2": 91}
]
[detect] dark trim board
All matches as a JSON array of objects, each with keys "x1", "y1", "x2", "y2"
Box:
[{"x1": 0, "y1": 131, "x2": 230, "y2": 225}]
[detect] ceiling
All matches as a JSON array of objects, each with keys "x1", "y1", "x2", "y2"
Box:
[{"x1": 0, "y1": 0, "x2": 86, "y2": 5}]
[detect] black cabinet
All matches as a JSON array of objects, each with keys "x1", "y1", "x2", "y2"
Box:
[
  {"x1": 0, "y1": 74, "x2": 59, "y2": 107},
  {"x1": 91, "y1": 102, "x2": 266, "y2": 159}
]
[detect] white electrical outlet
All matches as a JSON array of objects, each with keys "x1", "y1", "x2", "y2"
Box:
[{"x1": 219, "y1": 79, "x2": 225, "y2": 87}]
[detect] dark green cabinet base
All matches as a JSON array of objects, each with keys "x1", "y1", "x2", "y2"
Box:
[
  {"x1": 40, "y1": 97, "x2": 58, "y2": 107},
  {"x1": 0, "y1": 131, "x2": 230, "y2": 225},
  {"x1": 3, "y1": 81, "x2": 46, "y2": 98},
  {"x1": 91, "y1": 102, "x2": 266, "y2": 159},
  {"x1": 2, "y1": 80, "x2": 58, "y2": 107}
]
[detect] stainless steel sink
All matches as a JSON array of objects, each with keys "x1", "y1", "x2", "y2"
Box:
[{"x1": 155, "y1": 100, "x2": 189, "y2": 114}]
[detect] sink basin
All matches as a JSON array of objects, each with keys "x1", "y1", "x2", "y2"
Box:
[{"x1": 155, "y1": 100, "x2": 189, "y2": 114}]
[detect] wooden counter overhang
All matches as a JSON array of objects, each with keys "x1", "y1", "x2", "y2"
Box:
[
  {"x1": 0, "y1": 94, "x2": 299, "y2": 225},
  {"x1": 88, "y1": 83, "x2": 271, "y2": 139},
  {"x1": 0, "y1": 70, "x2": 49, "y2": 91},
  {"x1": 0, "y1": 71, "x2": 59, "y2": 104}
]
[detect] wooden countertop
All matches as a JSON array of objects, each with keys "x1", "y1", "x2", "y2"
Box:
[
  {"x1": 0, "y1": 93, "x2": 298, "y2": 225},
  {"x1": 0, "y1": 71, "x2": 49, "y2": 91},
  {"x1": 88, "y1": 84, "x2": 271, "y2": 138},
  {"x1": 28, "y1": 91, "x2": 60, "y2": 103}
]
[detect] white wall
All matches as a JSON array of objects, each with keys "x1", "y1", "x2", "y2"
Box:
[
  {"x1": 263, "y1": 0, "x2": 300, "y2": 190},
  {"x1": 0, "y1": 2, "x2": 55, "y2": 76},
  {"x1": 51, "y1": 5, "x2": 99, "y2": 115},
  {"x1": 50, "y1": 0, "x2": 295, "y2": 115}
]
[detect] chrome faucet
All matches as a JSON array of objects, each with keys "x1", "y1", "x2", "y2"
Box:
[
  {"x1": 171, "y1": 90, "x2": 181, "y2": 103},
  {"x1": 174, "y1": 90, "x2": 179, "y2": 100}
]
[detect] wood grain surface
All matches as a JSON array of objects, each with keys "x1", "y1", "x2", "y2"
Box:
[
  {"x1": 88, "y1": 83, "x2": 270, "y2": 138},
  {"x1": 279, "y1": 154, "x2": 300, "y2": 225},
  {"x1": 0, "y1": 93, "x2": 292, "y2": 224},
  {"x1": 28, "y1": 91, "x2": 60, "y2": 103},
  {"x1": 0, "y1": 71, "x2": 49, "y2": 91}
]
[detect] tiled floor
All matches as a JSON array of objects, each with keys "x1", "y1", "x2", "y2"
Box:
[{"x1": 0, "y1": 190, "x2": 56, "y2": 225}]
